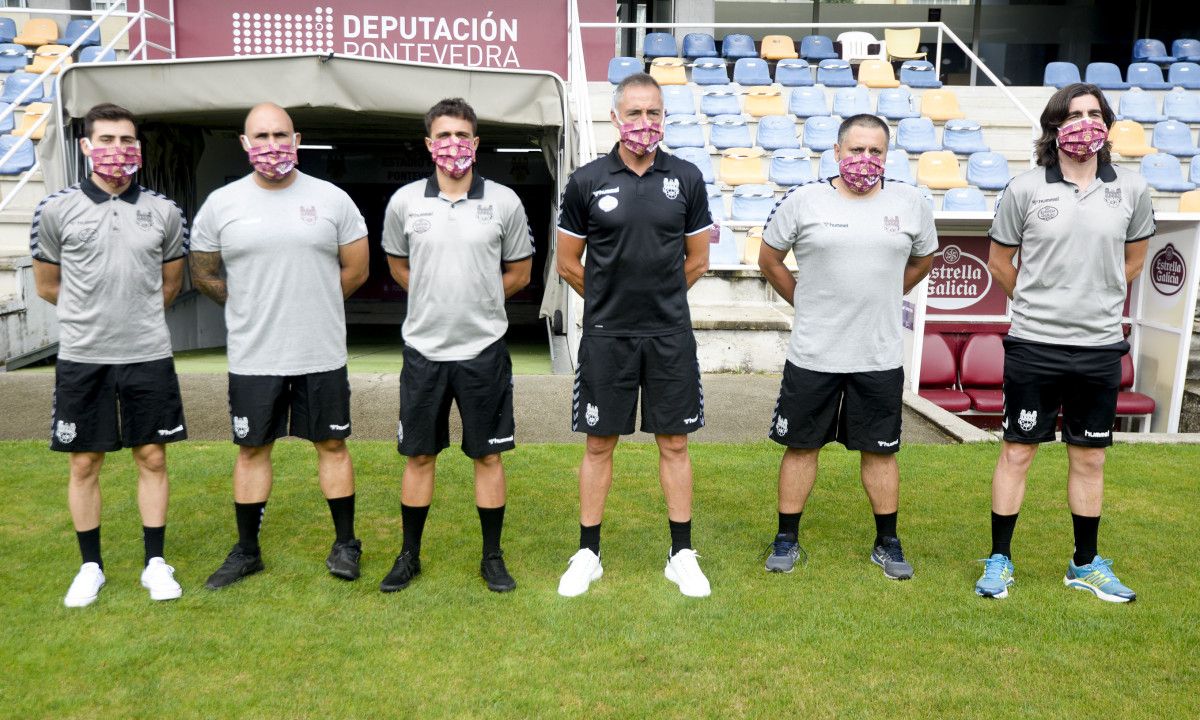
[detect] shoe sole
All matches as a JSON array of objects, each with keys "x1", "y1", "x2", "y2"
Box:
[
  {"x1": 327, "y1": 565, "x2": 360, "y2": 581},
  {"x1": 142, "y1": 582, "x2": 183, "y2": 601},
  {"x1": 1064, "y1": 576, "x2": 1134, "y2": 603},
  {"x1": 871, "y1": 555, "x2": 913, "y2": 581},
  {"x1": 557, "y1": 565, "x2": 602, "y2": 597},
  {"x1": 380, "y1": 571, "x2": 419, "y2": 593},
  {"x1": 485, "y1": 581, "x2": 517, "y2": 593},
  {"x1": 765, "y1": 560, "x2": 796, "y2": 573},
  {"x1": 64, "y1": 583, "x2": 104, "y2": 608},
  {"x1": 664, "y1": 564, "x2": 711, "y2": 597},
  {"x1": 975, "y1": 584, "x2": 1011, "y2": 599},
  {"x1": 205, "y1": 563, "x2": 264, "y2": 590}
]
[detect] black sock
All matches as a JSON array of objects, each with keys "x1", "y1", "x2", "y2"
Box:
[
  {"x1": 1071, "y1": 513, "x2": 1100, "y2": 567},
  {"x1": 873, "y1": 512, "x2": 898, "y2": 546},
  {"x1": 401, "y1": 503, "x2": 430, "y2": 558},
  {"x1": 76, "y1": 526, "x2": 102, "y2": 569},
  {"x1": 478, "y1": 505, "x2": 505, "y2": 556},
  {"x1": 143, "y1": 525, "x2": 165, "y2": 565},
  {"x1": 234, "y1": 501, "x2": 266, "y2": 554},
  {"x1": 326, "y1": 494, "x2": 356, "y2": 543},
  {"x1": 579, "y1": 522, "x2": 601, "y2": 555},
  {"x1": 669, "y1": 519, "x2": 692, "y2": 556},
  {"x1": 777, "y1": 511, "x2": 802, "y2": 540},
  {"x1": 990, "y1": 512, "x2": 1019, "y2": 559}
]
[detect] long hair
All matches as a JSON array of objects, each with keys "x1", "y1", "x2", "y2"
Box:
[{"x1": 1034, "y1": 83, "x2": 1115, "y2": 167}]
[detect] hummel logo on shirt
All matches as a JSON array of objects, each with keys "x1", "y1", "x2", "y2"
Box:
[
  {"x1": 591, "y1": 187, "x2": 620, "y2": 197},
  {"x1": 157, "y1": 425, "x2": 184, "y2": 436},
  {"x1": 329, "y1": 423, "x2": 350, "y2": 431}
]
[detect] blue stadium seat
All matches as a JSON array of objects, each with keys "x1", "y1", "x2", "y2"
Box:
[
  {"x1": 831, "y1": 86, "x2": 871, "y2": 117},
  {"x1": 700, "y1": 86, "x2": 741, "y2": 116},
  {"x1": 0, "y1": 135, "x2": 34, "y2": 174},
  {"x1": 682, "y1": 33, "x2": 717, "y2": 61},
  {"x1": 0, "y1": 105, "x2": 13, "y2": 133},
  {"x1": 775, "y1": 58, "x2": 813, "y2": 87},
  {"x1": 643, "y1": 33, "x2": 677, "y2": 60},
  {"x1": 731, "y1": 184, "x2": 777, "y2": 221},
  {"x1": 1164, "y1": 88, "x2": 1200, "y2": 122},
  {"x1": 1043, "y1": 61, "x2": 1081, "y2": 88},
  {"x1": 899, "y1": 60, "x2": 942, "y2": 88},
  {"x1": 802, "y1": 115, "x2": 841, "y2": 151},
  {"x1": 1133, "y1": 39, "x2": 1174, "y2": 64},
  {"x1": 1174, "y1": 38, "x2": 1200, "y2": 62},
  {"x1": 816, "y1": 59, "x2": 855, "y2": 88},
  {"x1": 0, "y1": 71, "x2": 42, "y2": 104},
  {"x1": 942, "y1": 119, "x2": 990, "y2": 155},
  {"x1": 1118, "y1": 89, "x2": 1167, "y2": 122},
  {"x1": 710, "y1": 225, "x2": 740, "y2": 265},
  {"x1": 942, "y1": 186, "x2": 988, "y2": 212},
  {"x1": 877, "y1": 88, "x2": 919, "y2": 119},
  {"x1": 1167, "y1": 62, "x2": 1200, "y2": 89},
  {"x1": 674, "y1": 147, "x2": 715, "y2": 183},
  {"x1": 1191, "y1": 155, "x2": 1200, "y2": 187},
  {"x1": 721, "y1": 34, "x2": 757, "y2": 60},
  {"x1": 1086, "y1": 62, "x2": 1130, "y2": 89},
  {"x1": 0, "y1": 43, "x2": 26, "y2": 72},
  {"x1": 79, "y1": 46, "x2": 117, "y2": 63},
  {"x1": 896, "y1": 117, "x2": 941, "y2": 153},
  {"x1": 607, "y1": 56, "x2": 640, "y2": 84},
  {"x1": 799, "y1": 35, "x2": 838, "y2": 62},
  {"x1": 662, "y1": 85, "x2": 696, "y2": 116},
  {"x1": 691, "y1": 57, "x2": 730, "y2": 86},
  {"x1": 0, "y1": 18, "x2": 15, "y2": 44},
  {"x1": 664, "y1": 115, "x2": 706, "y2": 149},
  {"x1": 1141, "y1": 153, "x2": 1196, "y2": 191},
  {"x1": 884, "y1": 149, "x2": 915, "y2": 184},
  {"x1": 733, "y1": 57, "x2": 772, "y2": 86},
  {"x1": 918, "y1": 185, "x2": 935, "y2": 209},
  {"x1": 1152, "y1": 120, "x2": 1200, "y2": 156},
  {"x1": 769, "y1": 148, "x2": 814, "y2": 186},
  {"x1": 756, "y1": 114, "x2": 801, "y2": 151},
  {"x1": 56, "y1": 19, "x2": 99, "y2": 48},
  {"x1": 787, "y1": 87, "x2": 828, "y2": 118},
  {"x1": 709, "y1": 114, "x2": 753, "y2": 150},
  {"x1": 1127, "y1": 62, "x2": 1173, "y2": 90},
  {"x1": 818, "y1": 148, "x2": 839, "y2": 180},
  {"x1": 967, "y1": 151, "x2": 1011, "y2": 190},
  {"x1": 706, "y1": 184, "x2": 726, "y2": 220}
]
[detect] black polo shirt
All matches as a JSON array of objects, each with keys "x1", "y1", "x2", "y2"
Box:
[{"x1": 557, "y1": 143, "x2": 712, "y2": 337}]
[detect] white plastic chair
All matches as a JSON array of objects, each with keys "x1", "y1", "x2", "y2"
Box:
[{"x1": 837, "y1": 31, "x2": 884, "y2": 63}]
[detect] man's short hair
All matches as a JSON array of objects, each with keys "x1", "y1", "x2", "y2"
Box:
[
  {"x1": 837, "y1": 114, "x2": 890, "y2": 146},
  {"x1": 83, "y1": 103, "x2": 136, "y2": 139},
  {"x1": 425, "y1": 97, "x2": 478, "y2": 135},
  {"x1": 612, "y1": 73, "x2": 661, "y2": 111}
]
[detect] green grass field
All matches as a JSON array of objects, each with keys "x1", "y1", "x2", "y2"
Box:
[{"x1": 2, "y1": 441, "x2": 1197, "y2": 718}]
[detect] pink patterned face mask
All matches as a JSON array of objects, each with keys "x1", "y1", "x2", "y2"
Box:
[
  {"x1": 84, "y1": 141, "x2": 141, "y2": 183},
  {"x1": 243, "y1": 135, "x2": 298, "y2": 180},
  {"x1": 430, "y1": 136, "x2": 476, "y2": 179},
  {"x1": 1057, "y1": 118, "x2": 1107, "y2": 162},
  {"x1": 838, "y1": 153, "x2": 885, "y2": 193},
  {"x1": 618, "y1": 120, "x2": 663, "y2": 156}
]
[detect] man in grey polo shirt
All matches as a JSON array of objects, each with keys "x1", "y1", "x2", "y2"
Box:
[
  {"x1": 975, "y1": 84, "x2": 1154, "y2": 603},
  {"x1": 31, "y1": 103, "x2": 188, "y2": 607},
  {"x1": 758, "y1": 114, "x2": 937, "y2": 580},
  {"x1": 378, "y1": 98, "x2": 533, "y2": 594},
  {"x1": 189, "y1": 102, "x2": 370, "y2": 589}
]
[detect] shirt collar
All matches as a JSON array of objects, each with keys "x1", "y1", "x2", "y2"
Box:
[
  {"x1": 81, "y1": 176, "x2": 141, "y2": 205},
  {"x1": 423, "y1": 172, "x2": 486, "y2": 200},
  {"x1": 605, "y1": 142, "x2": 669, "y2": 174},
  {"x1": 1044, "y1": 161, "x2": 1118, "y2": 185}
]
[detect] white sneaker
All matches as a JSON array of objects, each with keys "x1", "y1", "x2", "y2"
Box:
[
  {"x1": 140, "y1": 557, "x2": 182, "y2": 601},
  {"x1": 64, "y1": 562, "x2": 105, "y2": 607},
  {"x1": 664, "y1": 548, "x2": 711, "y2": 597},
  {"x1": 557, "y1": 549, "x2": 603, "y2": 597}
]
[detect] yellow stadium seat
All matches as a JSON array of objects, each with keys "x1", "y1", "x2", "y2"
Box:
[
  {"x1": 858, "y1": 59, "x2": 900, "y2": 88},
  {"x1": 1180, "y1": 189, "x2": 1200, "y2": 212},
  {"x1": 1109, "y1": 120, "x2": 1155, "y2": 157},
  {"x1": 743, "y1": 86, "x2": 786, "y2": 117},
  {"x1": 26, "y1": 44, "x2": 71, "y2": 75},
  {"x1": 14, "y1": 18, "x2": 58, "y2": 48},
  {"x1": 761, "y1": 35, "x2": 798, "y2": 61},
  {"x1": 921, "y1": 89, "x2": 965, "y2": 121},
  {"x1": 885, "y1": 28, "x2": 926, "y2": 62},
  {"x1": 720, "y1": 147, "x2": 767, "y2": 186},
  {"x1": 12, "y1": 102, "x2": 50, "y2": 141},
  {"x1": 916, "y1": 151, "x2": 968, "y2": 189},
  {"x1": 649, "y1": 57, "x2": 687, "y2": 86},
  {"x1": 742, "y1": 226, "x2": 763, "y2": 265}
]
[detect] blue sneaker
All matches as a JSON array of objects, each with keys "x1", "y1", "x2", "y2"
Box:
[
  {"x1": 765, "y1": 534, "x2": 805, "y2": 573},
  {"x1": 974, "y1": 554, "x2": 1015, "y2": 599},
  {"x1": 1064, "y1": 556, "x2": 1136, "y2": 603}
]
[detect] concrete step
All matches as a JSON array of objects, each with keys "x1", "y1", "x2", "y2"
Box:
[
  {"x1": 0, "y1": 171, "x2": 45, "y2": 212},
  {"x1": 691, "y1": 302, "x2": 792, "y2": 372},
  {"x1": 0, "y1": 209, "x2": 34, "y2": 256}
]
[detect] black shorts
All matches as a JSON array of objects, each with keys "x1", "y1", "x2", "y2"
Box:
[
  {"x1": 398, "y1": 339, "x2": 515, "y2": 459},
  {"x1": 572, "y1": 331, "x2": 704, "y2": 436},
  {"x1": 1001, "y1": 337, "x2": 1125, "y2": 448},
  {"x1": 768, "y1": 362, "x2": 904, "y2": 454},
  {"x1": 227, "y1": 366, "x2": 351, "y2": 447},
  {"x1": 51, "y1": 357, "x2": 187, "y2": 453}
]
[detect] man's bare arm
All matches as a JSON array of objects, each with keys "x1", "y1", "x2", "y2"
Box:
[
  {"x1": 556, "y1": 231, "x2": 586, "y2": 297},
  {"x1": 189, "y1": 250, "x2": 228, "y2": 306},
  {"x1": 32, "y1": 259, "x2": 60, "y2": 305},
  {"x1": 162, "y1": 258, "x2": 185, "y2": 308},
  {"x1": 338, "y1": 236, "x2": 370, "y2": 299}
]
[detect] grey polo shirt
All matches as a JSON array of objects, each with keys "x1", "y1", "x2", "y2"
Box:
[
  {"x1": 30, "y1": 178, "x2": 188, "y2": 364},
  {"x1": 381, "y1": 173, "x2": 533, "y2": 361},
  {"x1": 990, "y1": 163, "x2": 1155, "y2": 346}
]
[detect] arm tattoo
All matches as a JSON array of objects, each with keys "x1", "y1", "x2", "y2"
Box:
[{"x1": 189, "y1": 250, "x2": 228, "y2": 306}]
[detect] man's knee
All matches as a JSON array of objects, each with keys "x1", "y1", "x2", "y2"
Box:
[
  {"x1": 585, "y1": 434, "x2": 619, "y2": 458},
  {"x1": 69, "y1": 452, "x2": 104, "y2": 481},
  {"x1": 655, "y1": 433, "x2": 689, "y2": 457},
  {"x1": 1000, "y1": 441, "x2": 1038, "y2": 467},
  {"x1": 131, "y1": 444, "x2": 166, "y2": 474},
  {"x1": 313, "y1": 438, "x2": 349, "y2": 457}
]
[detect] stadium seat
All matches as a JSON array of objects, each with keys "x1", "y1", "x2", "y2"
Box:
[
  {"x1": 916, "y1": 151, "x2": 968, "y2": 189},
  {"x1": 607, "y1": 56, "x2": 640, "y2": 84},
  {"x1": 673, "y1": 146, "x2": 715, "y2": 183},
  {"x1": 700, "y1": 86, "x2": 741, "y2": 116},
  {"x1": 756, "y1": 114, "x2": 801, "y2": 151},
  {"x1": 787, "y1": 86, "x2": 828, "y2": 118},
  {"x1": 877, "y1": 88, "x2": 920, "y2": 119},
  {"x1": 663, "y1": 114, "x2": 706, "y2": 149},
  {"x1": 721, "y1": 147, "x2": 768, "y2": 186},
  {"x1": 0, "y1": 71, "x2": 43, "y2": 105},
  {"x1": 733, "y1": 58, "x2": 773, "y2": 86},
  {"x1": 1043, "y1": 61, "x2": 1081, "y2": 88},
  {"x1": 1132, "y1": 38, "x2": 1174, "y2": 64},
  {"x1": 0, "y1": 43, "x2": 27, "y2": 73},
  {"x1": 858, "y1": 59, "x2": 900, "y2": 88},
  {"x1": 899, "y1": 60, "x2": 942, "y2": 89},
  {"x1": 831, "y1": 85, "x2": 871, "y2": 117},
  {"x1": 1117, "y1": 354, "x2": 1155, "y2": 431},
  {"x1": 1140, "y1": 153, "x2": 1196, "y2": 191},
  {"x1": 885, "y1": 28, "x2": 926, "y2": 62},
  {"x1": 0, "y1": 134, "x2": 34, "y2": 174},
  {"x1": 816, "y1": 59, "x2": 855, "y2": 88},
  {"x1": 884, "y1": 148, "x2": 915, "y2": 184},
  {"x1": 731, "y1": 183, "x2": 775, "y2": 220},
  {"x1": 1117, "y1": 88, "x2": 1166, "y2": 122},
  {"x1": 921, "y1": 89, "x2": 966, "y2": 121},
  {"x1": 1109, "y1": 120, "x2": 1156, "y2": 157},
  {"x1": 643, "y1": 32, "x2": 677, "y2": 60},
  {"x1": 721, "y1": 34, "x2": 758, "y2": 60},
  {"x1": 1174, "y1": 38, "x2": 1200, "y2": 62},
  {"x1": 942, "y1": 186, "x2": 988, "y2": 211},
  {"x1": 26, "y1": 44, "x2": 70, "y2": 74},
  {"x1": 775, "y1": 58, "x2": 813, "y2": 87},
  {"x1": 896, "y1": 117, "x2": 942, "y2": 153},
  {"x1": 0, "y1": 105, "x2": 13, "y2": 134},
  {"x1": 802, "y1": 115, "x2": 840, "y2": 151},
  {"x1": 79, "y1": 46, "x2": 117, "y2": 63},
  {"x1": 710, "y1": 225, "x2": 739, "y2": 265},
  {"x1": 918, "y1": 333, "x2": 970, "y2": 413},
  {"x1": 959, "y1": 333, "x2": 1005, "y2": 414},
  {"x1": 706, "y1": 184, "x2": 726, "y2": 220},
  {"x1": 0, "y1": 18, "x2": 15, "y2": 44},
  {"x1": 682, "y1": 33, "x2": 717, "y2": 61},
  {"x1": 56, "y1": 19, "x2": 99, "y2": 48},
  {"x1": 691, "y1": 57, "x2": 730, "y2": 86},
  {"x1": 799, "y1": 35, "x2": 838, "y2": 62},
  {"x1": 1085, "y1": 62, "x2": 1130, "y2": 89},
  {"x1": 942, "y1": 119, "x2": 990, "y2": 155},
  {"x1": 11, "y1": 101, "x2": 49, "y2": 140},
  {"x1": 649, "y1": 57, "x2": 687, "y2": 85},
  {"x1": 1152, "y1": 120, "x2": 1200, "y2": 156},
  {"x1": 817, "y1": 148, "x2": 838, "y2": 180},
  {"x1": 1167, "y1": 61, "x2": 1200, "y2": 89},
  {"x1": 662, "y1": 85, "x2": 696, "y2": 116},
  {"x1": 709, "y1": 114, "x2": 753, "y2": 150},
  {"x1": 741, "y1": 225, "x2": 763, "y2": 265},
  {"x1": 769, "y1": 148, "x2": 814, "y2": 186},
  {"x1": 967, "y1": 151, "x2": 1011, "y2": 190},
  {"x1": 760, "y1": 35, "x2": 798, "y2": 61},
  {"x1": 13, "y1": 19, "x2": 58, "y2": 49},
  {"x1": 1179, "y1": 189, "x2": 1200, "y2": 212},
  {"x1": 1190, "y1": 154, "x2": 1200, "y2": 186},
  {"x1": 837, "y1": 31, "x2": 883, "y2": 63},
  {"x1": 1127, "y1": 62, "x2": 1173, "y2": 90}
]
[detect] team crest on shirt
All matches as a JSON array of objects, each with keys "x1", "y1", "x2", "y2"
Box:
[
  {"x1": 585, "y1": 403, "x2": 599, "y2": 427},
  {"x1": 662, "y1": 177, "x2": 680, "y2": 200},
  {"x1": 476, "y1": 203, "x2": 495, "y2": 223},
  {"x1": 884, "y1": 215, "x2": 900, "y2": 233},
  {"x1": 232, "y1": 415, "x2": 250, "y2": 439},
  {"x1": 136, "y1": 209, "x2": 153, "y2": 229},
  {"x1": 1017, "y1": 409, "x2": 1037, "y2": 432},
  {"x1": 299, "y1": 205, "x2": 318, "y2": 225},
  {"x1": 55, "y1": 420, "x2": 76, "y2": 444},
  {"x1": 775, "y1": 416, "x2": 789, "y2": 437},
  {"x1": 1104, "y1": 187, "x2": 1122, "y2": 207}
]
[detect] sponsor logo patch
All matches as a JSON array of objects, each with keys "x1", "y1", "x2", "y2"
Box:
[
  {"x1": 598, "y1": 195, "x2": 618, "y2": 213},
  {"x1": 55, "y1": 420, "x2": 76, "y2": 444},
  {"x1": 1150, "y1": 243, "x2": 1186, "y2": 297},
  {"x1": 1036, "y1": 205, "x2": 1059, "y2": 221},
  {"x1": 411, "y1": 218, "x2": 432, "y2": 233},
  {"x1": 299, "y1": 205, "x2": 318, "y2": 225},
  {"x1": 136, "y1": 209, "x2": 153, "y2": 229},
  {"x1": 662, "y1": 177, "x2": 680, "y2": 200},
  {"x1": 1017, "y1": 409, "x2": 1037, "y2": 432},
  {"x1": 585, "y1": 403, "x2": 599, "y2": 427},
  {"x1": 927, "y1": 244, "x2": 994, "y2": 312},
  {"x1": 232, "y1": 415, "x2": 250, "y2": 439}
]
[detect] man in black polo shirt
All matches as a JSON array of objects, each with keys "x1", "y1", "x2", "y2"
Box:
[{"x1": 556, "y1": 73, "x2": 713, "y2": 598}]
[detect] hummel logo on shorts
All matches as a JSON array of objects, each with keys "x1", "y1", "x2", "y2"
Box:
[
  {"x1": 487, "y1": 435, "x2": 515, "y2": 445},
  {"x1": 329, "y1": 423, "x2": 350, "y2": 431},
  {"x1": 157, "y1": 425, "x2": 184, "y2": 436},
  {"x1": 683, "y1": 414, "x2": 699, "y2": 425},
  {"x1": 876, "y1": 438, "x2": 899, "y2": 448}
]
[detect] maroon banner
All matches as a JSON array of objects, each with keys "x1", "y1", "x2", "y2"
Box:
[{"x1": 926, "y1": 236, "x2": 1008, "y2": 317}]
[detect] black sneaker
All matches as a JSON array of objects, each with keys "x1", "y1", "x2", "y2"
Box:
[
  {"x1": 379, "y1": 551, "x2": 421, "y2": 592},
  {"x1": 871, "y1": 536, "x2": 914, "y2": 580},
  {"x1": 205, "y1": 544, "x2": 264, "y2": 589},
  {"x1": 480, "y1": 551, "x2": 517, "y2": 593},
  {"x1": 326, "y1": 538, "x2": 362, "y2": 581}
]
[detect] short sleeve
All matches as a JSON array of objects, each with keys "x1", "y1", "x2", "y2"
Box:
[
  {"x1": 162, "y1": 201, "x2": 188, "y2": 262},
  {"x1": 1126, "y1": 182, "x2": 1156, "y2": 242},
  {"x1": 556, "y1": 173, "x2": 588, "y2": 238},
  {"x1": 30, "y1": 195, "x2": 62, "y2": 264},
  {"x1": 380, "y1": 190, "x2": 409, "y2": 258},
  {"x1": 762, "y1": 188, "x2": 799, "y2": 252},
  {"x1": 189, "y1": 199, "x2": 221, "y2": 254},
  {"x1": 912, "y1": 192, "x2": 939, "y2": 257},
  {"x1": 684, "y1": 171, "x2": 713, "y2": 235},
  {"x1": 335, "y1": 191, "x2": 368, "y2": 246},
  {"x1": 500, "y1": 194, "x2": 535, "y2": 262},
  {"x1": 988, "y1": 180, "x2": 1025, "y2": 247}
]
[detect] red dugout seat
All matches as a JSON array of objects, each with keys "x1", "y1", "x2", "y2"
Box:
[
  {"x1": 959, "y1": 333, "x2": 1005, "y2": 414},
  {"x1": 1117, "y1": 354, "x2": 1155, "y2": 431},
  {"x1": 918, "y1": 333, "x2": 970, "y2": 413}
]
